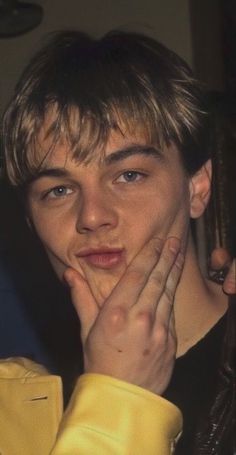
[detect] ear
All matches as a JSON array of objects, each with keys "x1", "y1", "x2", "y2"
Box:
[
  {"x1": 26, "y1": 216, "x2": 33, "y2": 230},
  {"x1": 189, "y1": 159, "x2": 212, "y2": 219}
]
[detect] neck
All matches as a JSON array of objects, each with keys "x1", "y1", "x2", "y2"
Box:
[{"x1": 174, "y1": 236, "x2": 228, "y2": 357}]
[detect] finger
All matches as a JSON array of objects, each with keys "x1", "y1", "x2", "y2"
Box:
[
  {"x1": 155, "y1": 250, "x2": 184, "y2": 323},
  {"x1": 64, "y1": 268, "x2": 99, "y2": 340},
  {"x1": 103, "y1": 237, "x2": 164, "y2": 310},
  {"x1": 210, "y1": 248, "x2": 231, "y2": 271},
  {"x1": 134, "y1": 237, "x2": 181, "y2": 313},
  {"x1": 223, "y1": 260, "x2": 236, "y2": 294}
]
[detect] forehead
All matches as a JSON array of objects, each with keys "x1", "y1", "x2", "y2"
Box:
[
  {"x1": 34, "y1": 111, "x2": 163, "y2": 168},
  {"x1": 32, "y1": 130, "x2": 186, "y2": 192},
  {"x1": 37, "y1": 132, "x2": 153, "y2": 170}
]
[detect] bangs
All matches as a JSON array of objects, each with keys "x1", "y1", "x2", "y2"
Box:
[
  {"x1": 3, "y1": 30, "x2": 208, "y2": 187},
  {"x1": 39, "y1": 101, "x2": 160, "y2": 164},
  {"x1": 13, "y1": 101, "x2": 161, "y2": 186},
  {"x1": 5, "y1": 100, "x2": 162, "y2": 187},
  {"x1": 4, "y1": 63, "x2": 165, "y2": 186}
]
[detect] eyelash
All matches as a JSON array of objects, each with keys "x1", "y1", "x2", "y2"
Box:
[
  {"x1": 40, "y1": 170, "x2": 147, "y2": 200},
  {"x1": 42, "y1": 186, "x2": 74, "y2": 200},
  {"x1": 116, "y1": 170, "x2": 147, "y2": 183}
]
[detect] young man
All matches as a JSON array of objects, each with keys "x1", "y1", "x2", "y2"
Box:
[{"x1": 1, "y1": 31, "x2": 234, "y2": 454}]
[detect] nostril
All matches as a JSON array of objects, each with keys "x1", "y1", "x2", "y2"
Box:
[{"x1": 76, "y1": 204, "x2": 117, "y2": 233}]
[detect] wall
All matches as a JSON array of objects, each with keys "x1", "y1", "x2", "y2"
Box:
[
  {"x1": 0, "y1": 0, "x2": 192, "y2": 115},
  {"x1": 189, "y1": 0, "x2": 224, "y2": 91}
]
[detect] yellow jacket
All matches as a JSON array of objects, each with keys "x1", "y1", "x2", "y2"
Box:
[{"x1": 0, "y1": 358, "x2": 182, "y2": 454}]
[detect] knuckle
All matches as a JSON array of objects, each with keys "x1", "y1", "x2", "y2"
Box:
[
  {"x1": 160, "y1": 250, "x2": 173, "y2": 264},
  {"x1": 150, "y1": 245, "x2": 162, "y2": 261},
  {"x1": 153, "y1": 324, "x2": 168, "y2": 345},
  {"x1": 149, "y1": 270, "x2": 164, "y2": 288},
  {"x1": 136, "y1": 310, "x2": 153, "y2": 328},
  {"x1": 106, "y1": 306, "x2": 127, "y2": 326},
  {"x1": 175, "y1": 252, "x2": 185, "y2": 270},
  {"x1": 164, "y1": 287, "x2": 174, "y2": 302}
]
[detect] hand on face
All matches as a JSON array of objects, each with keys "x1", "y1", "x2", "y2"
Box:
[{"x1": 64, "y1": 236, "x2": 184, "y2": 395}]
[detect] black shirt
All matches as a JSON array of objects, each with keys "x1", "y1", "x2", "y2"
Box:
[{"x1": 164, "y1": 314, "x2": 227, "y2": 454}]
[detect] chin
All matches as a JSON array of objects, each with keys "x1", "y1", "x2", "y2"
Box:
[{"x1": 91, "y1": 276, "x2": 121, "y2": 306}]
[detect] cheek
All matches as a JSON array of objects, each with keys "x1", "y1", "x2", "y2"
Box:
[
  {"x1": 29, "y1": 208, "x2": 90, "y2": 282},
  {"x1": 33, "y1": 216, "x2": 63, "y2": 250},
  {"x1": 124, "y1": 185, "x2": 190, "y2": 253},
  {"x1": 30, "y1": 211, "x2": 75, "y2": 271}
]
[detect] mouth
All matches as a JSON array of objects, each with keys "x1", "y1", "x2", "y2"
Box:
[{"x1": 76, "y1": 247, "x2": 125, "y2": 269}]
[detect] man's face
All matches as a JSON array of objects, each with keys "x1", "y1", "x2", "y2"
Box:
[{"x1": 27, "y1": 127, "x2": 192, "y2": 305}]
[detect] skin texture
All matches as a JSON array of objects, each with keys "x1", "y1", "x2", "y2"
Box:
[
  {"x1": 27, "y1": 130, "x2": 192, "y2": 305},
  {"x1": 26, "y1": 124, "x2": 223, "y2": 393},
  {"x1": 65, "y1": 237, "x2": 184, "y2": 394}
]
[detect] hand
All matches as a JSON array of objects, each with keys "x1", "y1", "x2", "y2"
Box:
[
  {"x1": 64, "y1": 237, "x2": 184, "y2": 395},
  {"x1": 210, "y1": 248, "x2": 236, "y2": 294}
]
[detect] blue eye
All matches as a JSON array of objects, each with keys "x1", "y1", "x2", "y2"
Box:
[
  {"x1": 47, "y1": 186, "x2": 73, "y2": 199},
  {"x1": 118, "y1": 171, "x2": 144, "y2": 183}
]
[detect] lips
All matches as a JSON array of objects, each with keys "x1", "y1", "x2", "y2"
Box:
[{"x1": 77, "y1": 247, "x2": 125, "y2": 269}]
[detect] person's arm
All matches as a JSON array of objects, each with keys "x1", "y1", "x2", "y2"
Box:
[
  {"x1": 51, "y1": 237, "x2": 184, "y2": 454},
  {"x1": 51, "y1": 374, "x2": 182, "y2": 455}
]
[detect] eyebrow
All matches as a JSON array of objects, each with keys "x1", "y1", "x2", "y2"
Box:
[
  {"x1": 28, "y1": 145, "x2": 163, "y2": 184},
  {"x1": 28, "y1": 168, "x2": 70, "y2": 185},
  {"x1": 104, "y1": 145, "x2": 163, "y2": 165}
]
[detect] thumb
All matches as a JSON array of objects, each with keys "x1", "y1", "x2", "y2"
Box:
[{"x1": 64, "y1": 268, "x2": 99, "y2": 340}]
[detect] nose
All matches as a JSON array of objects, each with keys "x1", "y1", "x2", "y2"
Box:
[{"x1": 76, "y1": 187, "x2": 118, "y2": 234}]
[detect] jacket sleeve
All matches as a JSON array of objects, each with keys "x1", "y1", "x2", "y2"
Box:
[{"x1": 52, "y1": 373, "x2": 182, "y2": 455}]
